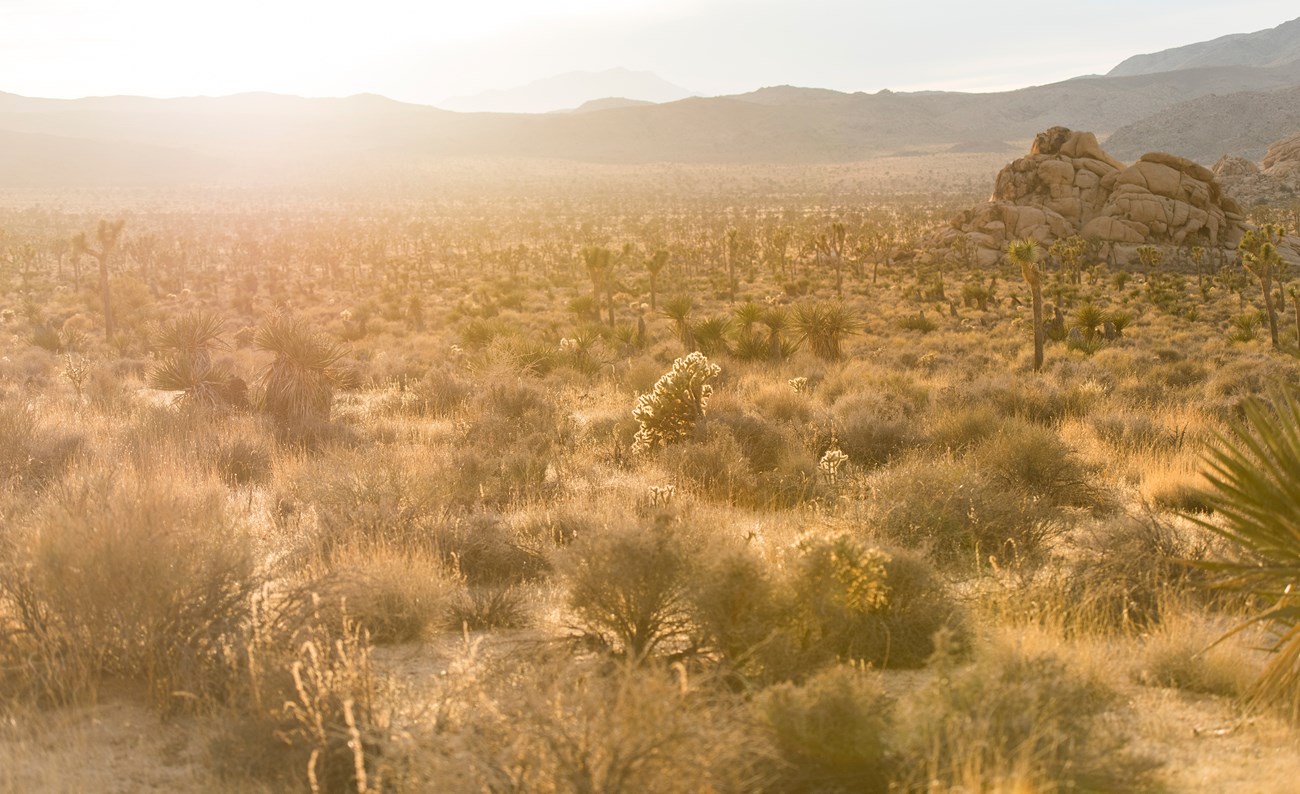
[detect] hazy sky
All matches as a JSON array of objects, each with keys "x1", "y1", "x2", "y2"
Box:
[{"x1": 3, "y1": 0, "x2": 1297, "y2": 103}]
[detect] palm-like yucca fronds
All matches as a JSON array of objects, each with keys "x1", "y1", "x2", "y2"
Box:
[
  {"x1": 148, "y1": 355, "x2": 242, "y2": 409},
  {"x1": 147, "y1": 311, "x2": 240, "y2": 409},
  {"x1": 153, "y1": 311, "x2": 228, "y2": 358},
  {"x1": 790, "y1": 301, "x2": 861, "y2": 361},
  {"x1": 690, "y1": 315, "x2": 733, "y2": 356},
  {"x1": 1193, "y1": 388, "x2": 1300, "y2": 719},
  {"x1": 254, "y1": 314, "x2": 348, "y2": 427}
]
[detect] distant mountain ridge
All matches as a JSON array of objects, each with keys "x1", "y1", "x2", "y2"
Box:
[
  {"x1": 1109, "y1": 16, "x2": 1300, "y2": 76},
  {"x1": 439, "y1": 68, "x2": 694, "y2": 113},
  {"x1": 6, "y1": 20, "x2": 1300, "y2": 186}
]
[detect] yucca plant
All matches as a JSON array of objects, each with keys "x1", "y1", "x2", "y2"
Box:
[
  {"x1": 790, "y1": 302, "x2": 860, "y2": 361},
  {"x1": 147, "y1": 311, "x2": 244, "y2": 409},
  {"x1": 254, "y1": 313, "x2": 348, "y2": 427},
  {"x1": 1193, "y1": 388, "x2": 1300, "y2": 719},
  {"x1": 690, "y1": 315, "x2": 732, "y2": 356},
  {"x1": 660, "y1": 295, "x2": 695, "y2": 348}
]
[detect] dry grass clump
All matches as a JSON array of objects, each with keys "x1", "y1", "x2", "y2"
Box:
[
  {"x1": 322, "y1": 545, "x2": 461, "y2": 644},
  {"x1": 869, "y1": 454, "x2": 1062, "y2": 570},
  {"x1": 891, "y1": 644, "x2": 1147, "y2": 793},
  {"x1": 1049, "y1": 513, "x2": 1215, "y2": 633},
  {"x1": 1134, "y1": 611, "x2": 1258, "y2": 699},
  {"x1": 0, "y1": 402, "x2": 86, "y2": 490},
  {"x1": 0, "y1": 472, "x2": 257, "y2": 710},
  {"x1": 423, "y1": 654, "x2": 755, "y2": 793}
]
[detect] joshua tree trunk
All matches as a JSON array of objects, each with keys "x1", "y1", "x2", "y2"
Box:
[
  {"x1": 1030, "y1": 279, "x2": 1044, "y2": 371},
  {"x1": 98, "y1": 254, "x2": 113, "y2": 341},
  {"x1": 1262, "y1": 270, "x2": 1279, "y2": 348},
  {"x1": 1292, "y1": 289, "x2": 1300, "y2": 346}
]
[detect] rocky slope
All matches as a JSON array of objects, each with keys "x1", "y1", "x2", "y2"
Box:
[
  {"x1": 1109, "y1": 16, "x2": 1300, "y2": 77},
  {"x1": 1105, "y1": 84, "x2": 1300, "y2": 164},
  {"x1": 1213, "y1": 130, "x2": 1300, "y2": 205}
]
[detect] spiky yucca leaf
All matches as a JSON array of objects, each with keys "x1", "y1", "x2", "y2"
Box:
[
  {"x1": 790, "y1": 302, "x2": 861, "y2": 361},
  {"x1": 254, "y1": 314, "x2": 348, "y2": 427},
  {"x1": 153, "y1": 311, "x2": 228, "y2": 358},
  {"x1": 148, "y1": 355, "x2": 241, "y2": 409},
  {"x1": 1193, "y1": 388, "x2": 1300, "y2": 719}
]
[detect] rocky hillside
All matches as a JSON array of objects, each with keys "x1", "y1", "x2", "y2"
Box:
[
  {"x1": 923, "y1": 127, "x2": 1268, "y2": 268},
  {"x1": 1109, "y1": 16, "x2": 1300, "y2": 77},
  {"x1": 1213, "y1": 130, "x2": 1300, "y2": 206},
  {"x1": 1104, "y1": 84, "x2": 1300, "y2": 164}
]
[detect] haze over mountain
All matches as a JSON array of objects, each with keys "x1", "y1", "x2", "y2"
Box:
[
  {"x1": 439, "y1": 68, "x2": 694, "y2": 114},
  {"x1": 4, "y1": 15, "x2": 1300, "y2": 187},
  {"x1": 1109, "y1": 15, "x2": 1300, "y2": 76}
]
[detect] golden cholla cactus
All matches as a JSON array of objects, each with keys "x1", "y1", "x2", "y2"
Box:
[{"x1": 631, "y1": 352, "x2": 720, "y2": 454}]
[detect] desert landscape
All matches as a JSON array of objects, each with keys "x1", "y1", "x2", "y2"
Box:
[{"x1": 3, "y1": 5, "x2": 1300, "y2": 793}]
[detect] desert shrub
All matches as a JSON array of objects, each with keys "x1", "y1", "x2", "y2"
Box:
[
  {"x1": 832, "y1": 392, "x2": 917, "y2": 468},
  {"x1": 632, "y1": 351, "x2": 720, "y2": 454},
  {"x1": 1090, "y1": 408, "x2": 1180, "y2": 451},
  {"x1": 788, "y1": 536, "x2": 965, "y2": 669},
  {"x1": 445, "y1": 584, "x2": 532, "y2": 631},
  {"x1": 0, "y1": 473, "x2": 257, "y2": 709},
  {"x1": 0, "y1": 404, "x2": 84, "y2": 490},
  {"x1": 211, "y1": 434, "x2": 273, "y2": 486},
  {"x1": 1135, "y1": 619, "x2": 1254, "y2": 698},
  {"x1": 434, "y1": 511, "x2": 550, "y2": 586},
  {"x1": 760, "y1": 664, "x2": 893, "y2": 794},
  {"x1": 557, "y1": 519, "x2": 697, "y2": 660},
  {"x1": 659, "y1": 428, "x2": 759, "y2": 505},
  {"x1": 413, "y1": 366, "x2": 471, "y2": 416},
  {"x1": 870, "y1": 456, "x2": 1060, "y2": 569},
  {"x1": 893, "y1": 647, "x2": 1138, "y2": 792},
  {"x1": 1053, "y1": 514, "x2": 1214, "y2": 633},
  {"x1": 971, "y1": 418, "x2": 1103, "y2": 509},
  {"x1": 713, "y1": 410, "x2": 791, "y2": 472},
  {"x1": 925, "y1": 403, "x2": 1002, "y2": 452},
  {"x1": 687, "y1": 543, "x2": 791, "y2": 680},
  {"x1": 749, "y1": 381, "x2": 815, "y2": 426},
  {"x1": 437, "y1": 657, "x2": 748, "y2": 793},
  {"x1": 211, "y1": 595, "x2": 392, "y2": 793},
  {"x1": 327, "y1": 545, "x2": 459, "y2": 644},
  {"x1": 299, "y1": 448, "x2": 443, "y2": 557}
]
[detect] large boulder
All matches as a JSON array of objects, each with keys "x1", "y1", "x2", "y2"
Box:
[{"x1": 923, "y1": 127, "x2": 1252, "y2": 268}]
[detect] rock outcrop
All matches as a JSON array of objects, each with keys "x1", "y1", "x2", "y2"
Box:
[
  {"x1": 1215, "y1": 130, "x2": 1300, "y2": 205},
  {"x1": 925, "y1": 127, "x2": 1251, "y2": 267}
]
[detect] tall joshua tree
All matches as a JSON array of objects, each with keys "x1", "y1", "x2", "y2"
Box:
[
  {"x1": 582, "y1": 245, "x2": 614, "y2": 326},
  {"x1": 72, "y1": 220, "x2": 126, "y2": 342},
  {"x1": 1240, "y1": 224, "x2": 1286, "y2": 349},
  {"x1": 645, "y1": 249, "x2": 668, "y2": 312},
  {"x1": 1008, "y1": 238, "x2": 1045, "y2": 372}
]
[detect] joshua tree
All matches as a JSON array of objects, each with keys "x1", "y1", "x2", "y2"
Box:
[
  {"x1": 72, "y1": 220, "x2": 126, "y2": 342},
  {"x1": 815, "y1": 221, "x2": 848, "y2": 298},
  {"x1": 661, "y1": 295, "x2": 695, "y2": 350},
  {"x1": 1240, "y1": 225, "x2": 1285, "y2": 349},
  {"x1": 791, "y1": 301, "x2": 860, "y2": 361},
  {"x1": 644, "y1": 249, "x2": 668, "y2": 312},
  {"x1": 582, "y1": 245, "x2": 616, "y2": 326},
  {"x1": 1008, "y1": 238, "x2": 1045, "y2": 372},
  {"x1": 725, "y1": 227, "x2": 740, "y2": 303}
]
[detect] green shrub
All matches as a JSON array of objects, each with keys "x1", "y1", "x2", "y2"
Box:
[
  {"x1": 789, "y1": 536, "x2": 965, "y2": 669},
  {"x1": 760, "y1": 665, "x2": 892, "y2": 793},
  {"x1": 971, "y1": 418, "x2": 1102, "y2": 509}
]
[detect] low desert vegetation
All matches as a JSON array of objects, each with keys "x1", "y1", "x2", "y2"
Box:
[{"x1": 2, "y1": 166, "x2": 1300, "y2": 792}]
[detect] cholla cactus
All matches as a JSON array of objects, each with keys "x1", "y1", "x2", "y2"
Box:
[
  {"x1": 829, "y1": 538, "x2": 891, "y2": 613},
  {"x1": 819, "y1": 446, "x2": 849, "y2": 485},
  {"x1": 631, "y1": 352, "x2": 720, "y2": 454},
  {"x1": 789, "y1": 376, "x2": 808, "y2": 394}
]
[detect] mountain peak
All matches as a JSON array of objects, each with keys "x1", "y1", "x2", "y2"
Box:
[
  {"x1": 1108, "y1": 16, "x2": 1300, "y2": 77},
  {"x1": 439, "y1": 68, "x2": 694, "y2": 114}
]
